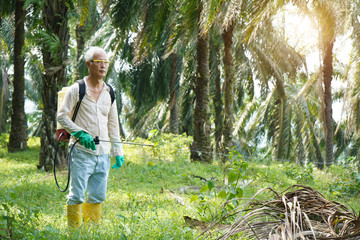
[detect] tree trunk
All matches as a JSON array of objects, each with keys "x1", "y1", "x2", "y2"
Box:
[
  {"x1": 190, "y1": 0, "x2": 212, "y2": 162},
  {"x1": 221, "y1": 23, "x2": 235, "y2": 161},
  {"x1": 38, "y1": 0, "x2": 70, "y2": 171},
  {"x1": 210, "y1": 35, "x2": 223, "y2": 155},
  {"x1": 0, "y1": 69, "x2": 10, "y2": 133},
  {"x1": 323, "y1": 40, "x2": 334, "y2": 167},
  {"x1": 117, "y1": 95, "x2": 126, "y2": 139},
  {"x1": 8, "y1": 0, "x2": 27, "y2": 152},
  {"x1": 169, "y1": 53, "x2": 179, "y2": 134},
  {"x1": 75, "y1": 24, "x2": 86, "y2": 80}
]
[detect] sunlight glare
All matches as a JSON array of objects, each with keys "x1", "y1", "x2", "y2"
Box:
[
  {"x1": 284, "y1": 14, "x2": 318, "y2": 54},
  {"x1": 273, "y1": 4, "x2": 319, "y2": 71}
]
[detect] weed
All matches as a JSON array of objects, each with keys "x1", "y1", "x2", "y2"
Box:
[
  {"x1": 327, "y1": 165, "x2": 360, "y2": 198},
  {"x1": 284, "y1": 162, "x2": 314, "y2": 183},
  {"x1": 0, "y1": 133, "x2": 8, "y2": 149},
  {"x1": 190, "y1": 150, "x2": 249, "y2": 222}
]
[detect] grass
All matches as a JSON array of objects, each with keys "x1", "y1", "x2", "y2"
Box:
[{"x1": 1, "y1": 134, "x2": 359, "y2": 239}]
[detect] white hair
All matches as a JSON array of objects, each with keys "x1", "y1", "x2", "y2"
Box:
[{"x1": 84, "y1": 46, "x2": 108, "y2": 62}]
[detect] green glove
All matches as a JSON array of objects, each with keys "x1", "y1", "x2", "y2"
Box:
[
  {"x1": 112, "y1": 156, "x2": 124, "y2": 169},
  {"x1": 71, "y1": 130, "x2": 96, "y2": 151}
]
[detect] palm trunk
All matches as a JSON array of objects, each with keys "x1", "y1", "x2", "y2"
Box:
[
  {"x1": 38, "y1": 0, "x2": 70, "y2": 171},
  {"x1": 323, "y1": 40, "x2": 334, "y2": 167},
  {"x1": 190, "y1": 0, "x2": 212, "y2": 162},
  {"x1": 222, "y1": 23, "x2": 235, "y2": 161},
  {"x1": 8, "y1": 0, "x2": 27, "y2": 152},
  {"x1": 210, "y1": 35, "x2": 223, "y2": 155},
  {"x1": 75, "y1": 24, "x2": 86, "y2": 80},
  {"x1": 169, "y1": 53, "x2": 179, "y2": 134},
  {"x1": 0, "y1": 69, "x2": 10, "y2": 133}
]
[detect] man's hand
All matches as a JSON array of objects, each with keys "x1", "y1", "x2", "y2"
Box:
[
  {"x1": 112, "y1": 156, "x2": 124, "y2": 169},
  {"x1": 71, "y1": 130, "x2": 96, "y2": 150}
]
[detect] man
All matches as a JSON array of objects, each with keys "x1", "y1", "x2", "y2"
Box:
[{"x1": 57, "y1": 46, "x2": 124, "y2": 228}]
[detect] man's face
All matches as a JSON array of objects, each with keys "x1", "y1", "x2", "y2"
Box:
[{"x1": 88, "y1": 52, "x2": 109, "y2": 79}]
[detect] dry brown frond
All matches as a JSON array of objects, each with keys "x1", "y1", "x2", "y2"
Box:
[{"x1": 198, "y1": 185, "x2": 359, "y2": 239}]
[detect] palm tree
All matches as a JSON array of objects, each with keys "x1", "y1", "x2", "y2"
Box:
[
  {"x1": 0, "y1": 0, "x2": 27, "y2": 151},
  {"x1": 201, "y1": 1, "x2": 240, "y2": 160},
  {"x1": 292, "y1": 0, "x2": 350, "y2": 166},
  {"x1": 8, "y1": 0, "x2": 27, "y2": 152},
  {"x1": 0, "y1": 70, "x2": 10, "y2": 133},
  {"x1": 0, "y1": 13, "x2": 13, "y2": 134},
  {"x1": 315, "y1": 1, "x2": 336, "y2": 167},
  {"x1": 343, "y1": 0, "x2": 360, "y2": 170},
  {"x1": 190, "y1": 0, "x2": 212, "y2": 162},
  {"x1": 111, "y1": 0, "x2": 213, "y2": 162},
  {"x1": 73, "y1": 0, "x2": 112, "y2": 80},
  {"x1": 201, "y1": 0, "x2": 290, "y2": 162},
  {"x1": 209, "y1": 31, "x2": 223, "y2": 155},
  {"x1": 222, "y1": 1, "x2": 309, "y2": 163},
  {"x1": 236, "y1": 0, "x2": 354, "y2": 167},
  {"x1": 221, "y1": 22, "x2": 235, "y2": 160},
  {"x1": 38, "y1": 0, "x2": 70, "y2": 171},
  {"x1": 169, "y1": 53, "x2": 180, "y2": 134},
  {"x1": 111, "y1": 0, "x2": 183, "y2": 136}
]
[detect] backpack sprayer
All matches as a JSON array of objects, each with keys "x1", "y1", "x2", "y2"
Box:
[{"x1": 54, "y1": 81, "x2": 154, "y2": 192}]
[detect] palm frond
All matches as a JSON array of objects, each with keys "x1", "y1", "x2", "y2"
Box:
[
  {"x1": 297, "y1": 101, "x2": 324, "y2": 166},
  {"x1": 344, "y1": 1, "x2": 360, "y2": 138},
  {"x1": 242, "y1": 0, "x2": 287, "y2": 44},
  {"x1": 0, "y1": 0, "x2": 15, "y2": 17},
  {"x1": 0, "y1": 15, "x2": 14, "y2": 62},
  {"x1": 201, "y1": 0, "x2": 242, "y2": 36},
  {"x1": 245, "y1": 87, "x2": 276, "y2": 144},
  {"x1": 233, "y1": 98, "x2": 257, "y2": 136},
  {"x1": 127, "y1": 101, "x2": 168, "y2": 139},
  {"x1": 165, "y1": 0, "x2": 197, "y2": 57},
  {"x1": 179, "y1": 47, "x2": 196, "y2": 135},
  {"x1": 200, "y1": 185, "x2": 360, "y2": 239},
  {"x1": 272, "y1": 98, "x2": 292, "y2": 161},
  {"x1": 111, "y1": 0, "x2": 143, "y2": 34}
]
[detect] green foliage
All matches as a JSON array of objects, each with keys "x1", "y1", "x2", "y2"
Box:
[
  {"x1": 284, "y1": 162, "x2": 315, "y2": 184},
  {"x1": 0, "y1": 0, "x2": 15, "y2": 17},
  {"x1": 0, "y1": 133, "x2": 8, "y2": 148},
  {"x1": 26, "y1": 111, "x2": 42, "y2": 136},
  {"x1": 38, "y1": 30, "x2": 62, "y2": 63},
  {"x1": 327, "y1": 164, "x2": 360, "y2": 198},
  {"x1": 147, "y1": 129, "x2": 193, "y2": 162},
  {"x1": 0, "y1": 202, "x2": 43, "y2": 239},
  {"x1": 191, "y1": 150, "x2": 249, "y2": 221}
]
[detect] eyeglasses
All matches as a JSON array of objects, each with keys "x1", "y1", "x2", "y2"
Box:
[{"x1": 89, "y1": 60, "x2": 110, "y2": 65}]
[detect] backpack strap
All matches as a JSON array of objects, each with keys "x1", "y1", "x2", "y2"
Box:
[
  {"x1": 71, "y1": 79, "x2": 115, "y2": 122},
  {"x1": 105, "y1": 82, "x2": 116, "y2": 105},
  {"x1": 71, "y1": 79, "x2": 86, "y2": 122}
]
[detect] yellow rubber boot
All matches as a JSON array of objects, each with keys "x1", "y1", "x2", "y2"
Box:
[
  {"x1": 83, "y1": 203, "x2": 101, "y2": 224},
  {"x1": 66, "y1": 204, "x2": 82, "y2": 228}
]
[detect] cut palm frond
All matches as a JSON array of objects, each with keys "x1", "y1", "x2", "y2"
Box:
[{"x1": 199, "y1": 185, "x2": 360, "y2": 239}]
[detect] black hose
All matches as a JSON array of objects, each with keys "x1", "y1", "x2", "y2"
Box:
[{"x1": 54, "y1": 132, "x2": 79, "y2": 192}]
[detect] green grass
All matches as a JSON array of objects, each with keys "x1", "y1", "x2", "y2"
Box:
[{"x1": 1, "y1": 135, "x2": 359, "y2": 239}]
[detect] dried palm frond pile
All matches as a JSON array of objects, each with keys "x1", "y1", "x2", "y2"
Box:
[{"x1": 197, "y1": 185, "x2": 360, "y2": 239}]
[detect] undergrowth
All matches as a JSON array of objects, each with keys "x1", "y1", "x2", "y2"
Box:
[{"x1": 0, "y1": 133, "x2": 359, "y2": 239}]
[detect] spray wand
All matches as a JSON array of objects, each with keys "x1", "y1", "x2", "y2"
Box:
[{"x1": 93, "y1": 136, "x2": 154, "y2": 147}]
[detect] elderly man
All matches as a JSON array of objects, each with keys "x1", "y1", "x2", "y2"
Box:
[{"x1": 58, "y1": 46, "x2": 124, "y2": 228}]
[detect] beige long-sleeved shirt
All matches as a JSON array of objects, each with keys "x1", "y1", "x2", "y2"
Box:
[{"x1": 57, "y1": 78, "x2": 124, "y2": 157}]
